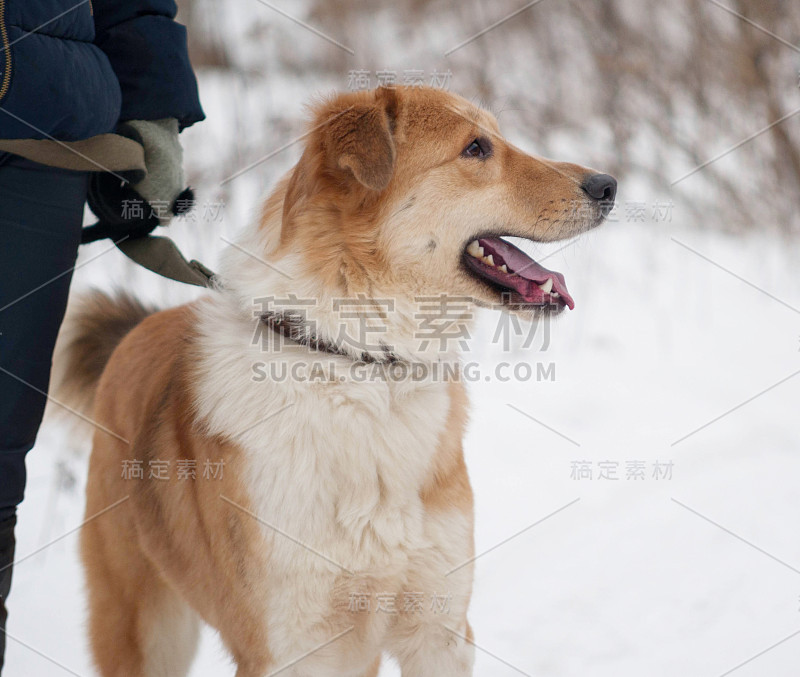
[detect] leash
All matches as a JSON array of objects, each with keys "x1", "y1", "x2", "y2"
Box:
[
  {"x1": 84, "y1": 172, "x2": 401, "y2": 362},
  {"x1": 0, "y1": 131, "x2": 217, "y2": 288},
  {"x1": 83, "y1": 170, "x2": 218, "y2": 289}
]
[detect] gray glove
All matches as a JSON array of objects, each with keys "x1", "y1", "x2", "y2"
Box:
[{"x1": 117, "y1": 118, "x2": 185, "y2": 225}]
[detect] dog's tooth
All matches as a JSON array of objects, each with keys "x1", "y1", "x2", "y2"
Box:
[
  {"x1": 551, "y1": 292, "x2": 560, "y2": 298},
  {"x1": 499, "y1": 264, "x2": 508, "y2": 273},
  {"x1": 467, "y1": 240, "x2": 483, "y2": 258},
  {"x1": 484, "y1": 254, "x2": 495, "y2": 266},
  {"x1": 539, "y1": 278, "x2": 554, "y2": 294}
]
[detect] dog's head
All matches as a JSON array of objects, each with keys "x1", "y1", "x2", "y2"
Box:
[{"x1": 227, "y1": 86, "x2": 615, "y2": 360}]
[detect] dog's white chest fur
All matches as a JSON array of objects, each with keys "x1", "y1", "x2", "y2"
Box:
[
  {"x1": 241, "y1": 374, "x2": 449, "y2": 570},
  {"x1": 193, "y1": 297, "x2": 455, "y2": 667}
]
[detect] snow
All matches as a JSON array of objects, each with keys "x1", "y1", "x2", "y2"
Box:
[
  {"x1": 6, "y1": 212, "x2": 800, "y2": 675},
  {"x1": 5, "y1": 0, "x2": 800, "y2": 671}
]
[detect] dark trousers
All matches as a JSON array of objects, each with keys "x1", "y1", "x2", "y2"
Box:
[{"x1": 0, "y1": 153, "x2": 88, "y2": 672}]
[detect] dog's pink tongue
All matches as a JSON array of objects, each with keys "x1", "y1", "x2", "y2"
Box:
[{"x1": 479, "y1": 238, "x2": 575, "y2": 309}]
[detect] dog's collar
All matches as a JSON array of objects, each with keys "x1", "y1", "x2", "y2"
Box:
[{"x1": 261, "y1": 312, "x2": 399, "y2": 364}]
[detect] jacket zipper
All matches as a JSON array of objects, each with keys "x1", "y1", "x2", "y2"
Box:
[
  {"x1": 0, "y1": 0, "x2": 10, "y2": 102},
  {"x1": 0, "y1": 0, "x2": 96, "y2": 104}
]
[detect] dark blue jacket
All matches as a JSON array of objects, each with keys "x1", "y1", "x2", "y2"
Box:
[{"x1": 0, "y1": 0, "x2": 204, "y2": 141}]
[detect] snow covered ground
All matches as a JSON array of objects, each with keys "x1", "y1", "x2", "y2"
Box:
[
  {"x1": 5, "y1": 2, "x2": 800, "y2": 668},
  {"x1": 6, "y1": 199, "x2": 800, "y2": 675}
]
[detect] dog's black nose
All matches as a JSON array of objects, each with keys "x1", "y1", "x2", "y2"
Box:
[{"x1": 581, "y1": 173, "x2": 617, "y2": 203}]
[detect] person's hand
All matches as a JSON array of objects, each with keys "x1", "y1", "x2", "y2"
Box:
[
  {"x1": 85, "y1": 118, "x2": 194, "y2": 242},
  {"x1": 117, "y1": 118, "x2": 188, "y2": 225}
]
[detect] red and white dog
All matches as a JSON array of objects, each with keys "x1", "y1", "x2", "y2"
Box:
[{"x1": 55, "y1": 86, "x2": 613, "y2": 676}]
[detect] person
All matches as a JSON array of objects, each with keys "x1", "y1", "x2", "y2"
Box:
[{"x1": 0, "y1": 1, "x2": 204, "y2": 671}]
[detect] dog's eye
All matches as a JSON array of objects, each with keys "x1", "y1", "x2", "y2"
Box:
[{"x1": 462, "y1": 137, "x2": 492, "y2": 159}]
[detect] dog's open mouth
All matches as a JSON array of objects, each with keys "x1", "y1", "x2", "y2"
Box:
[{"x1": 463, "y1": 237, "x2": 575, "y2": 310}]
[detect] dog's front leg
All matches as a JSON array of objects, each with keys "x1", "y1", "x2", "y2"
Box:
[{"x1": 391, "y1": 618, "x2": 475, "y2": 677}]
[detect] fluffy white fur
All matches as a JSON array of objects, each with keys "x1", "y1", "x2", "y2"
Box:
[{"x1": 190, "y1": 221, "x2": 475, "y2": 674}]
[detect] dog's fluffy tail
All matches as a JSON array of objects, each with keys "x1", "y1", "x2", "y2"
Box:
[{"x1": 51, "y1": 290, "x2": 157, "y2": 421}]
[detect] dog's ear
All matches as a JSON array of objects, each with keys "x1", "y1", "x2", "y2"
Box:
[{"x1": 323, "y1": 87, "x2": 398, "y2": 191}]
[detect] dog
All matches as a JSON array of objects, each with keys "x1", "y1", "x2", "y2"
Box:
[{"x1": 54, "y1": 86, "x2": 615, "y2": 676}]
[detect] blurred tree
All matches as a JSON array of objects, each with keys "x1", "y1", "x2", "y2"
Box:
[{"x1": 176, "y1": 0, "x2": 800, "y2": 232}]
